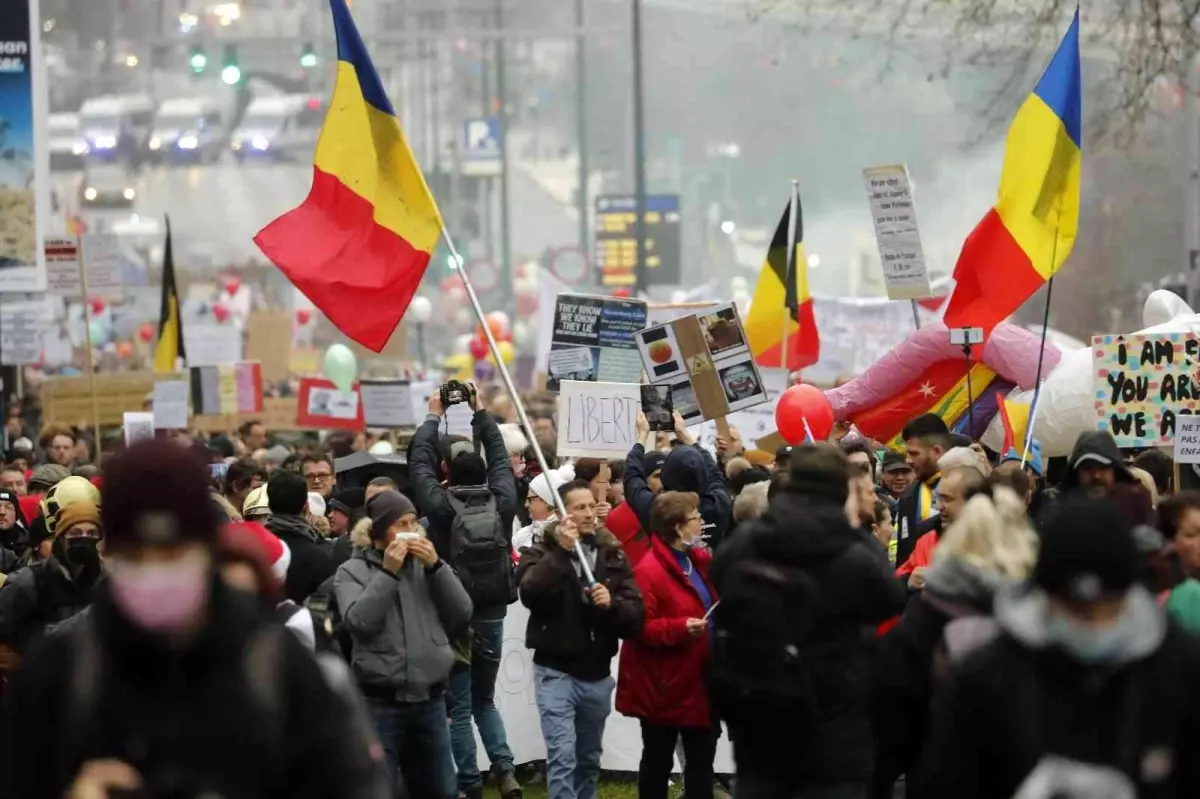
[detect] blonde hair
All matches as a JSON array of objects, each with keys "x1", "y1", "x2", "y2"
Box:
[
  {"x1": 733, "y1": 480, "x2": 770, "y2": 523},
  {"x1": 933, "y1": 486, "x2": 1038, "y2": 580},
  {"x1": 1127, "y1": 466, "x2": 1160, "y2": 508}
]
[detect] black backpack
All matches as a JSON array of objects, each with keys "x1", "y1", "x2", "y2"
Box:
[
  {"x1": 447, "y1": 485, "x2": 513, "y2": 606},
  {"x1": 711, "y1": 557, "x2": 823, "y2": 725}
]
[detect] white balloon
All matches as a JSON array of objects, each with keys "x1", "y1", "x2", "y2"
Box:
[
  {"x1": 409, "y1": 295, "x2": 434, "y2": 324},
  {"x1": 1143, "y1": 289, "x2": 1194, "y2": 328},
  {"x1": 454, "y1": 333, "x2": 473, "y2": 353},
  {"x1": 512, "y1": 321, "x2": 531, "y2": 348}
]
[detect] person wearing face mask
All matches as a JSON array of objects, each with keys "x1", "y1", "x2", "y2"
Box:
[
  {"x1": 616, "y1": 491, "x2": 719, "y2": 799},
  {"x1": 0, "y1": 498, "x2": 103, "y2": 655},
  {"x1": 334, "y1": 490, "x2": 474, "y2": 799},
  {"x1": 916, "y1": 494, "x2": 1200, "y2": 799},
  {"x1": 5, "y1": 439, "x2": 388, "y2": 799}
]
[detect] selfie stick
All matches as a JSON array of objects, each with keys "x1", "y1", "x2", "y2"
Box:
[{"x1": 442, "y1": 229, "x2": 597, "y2": 585}]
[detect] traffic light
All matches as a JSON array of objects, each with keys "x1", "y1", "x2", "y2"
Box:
[
  {"x1": 300, "y1": 42, "x2": 317, "y2": 68},
  {"x1": 220, "y1": 44, "x2": 241, "y2": 85},
  {"x1": 189, "y1": 45, "x2": 207, "y2": 74}
]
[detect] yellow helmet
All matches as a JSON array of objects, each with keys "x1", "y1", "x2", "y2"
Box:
[
  {"x1": 242, "y1": 485, "x2": 271, "y2": 519},
  {"x1": 40, "y1": 476, "x2": 102, "y2": 536}
]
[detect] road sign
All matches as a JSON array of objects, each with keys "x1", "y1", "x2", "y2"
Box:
[
  {"x1": 461, "y1": 117, "x2": 502, "y2": 177},
  {"x1": 594, "y1": 194, "x2": 682, "y2": 288},
  {"x1": 549, "y1": 246, "x2": 588, "y2": 284}
]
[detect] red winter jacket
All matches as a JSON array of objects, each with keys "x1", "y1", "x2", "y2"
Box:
[
  {"x1": 606, "y1": 501, "x2": 651, "y2": 568},
  {"x1": 616, "y1": 536, "x2": 717, "y2": 729}
]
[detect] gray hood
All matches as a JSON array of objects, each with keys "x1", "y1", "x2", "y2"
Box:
[
  {"x1": 994, "y1": 583, "x2": 1165, "y2": 667},
  {"x1": 924, "y1": 556, "x2": 1015, "y2": 606}
]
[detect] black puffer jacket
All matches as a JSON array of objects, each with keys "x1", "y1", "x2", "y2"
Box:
[
  {"x1": 712, "y1": 492, "x2": 907, "y2": 783},
  {"x1": 0, "y1": 557, "x2": 99, "y2": 654},
  {"x1": 265, "y1": 514, "x2": 335, "y2": 604}
]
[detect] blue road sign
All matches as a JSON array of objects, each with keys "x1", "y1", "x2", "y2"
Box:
[{"x1": 462, "y1": 117, "x2": 501, "y2": 176}]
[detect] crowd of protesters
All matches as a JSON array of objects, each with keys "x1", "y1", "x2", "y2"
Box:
[{"x1": 0, "y1": 381, "x2": 1198, "y2": 799}]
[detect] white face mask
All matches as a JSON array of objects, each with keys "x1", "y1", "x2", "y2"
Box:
[
  {"x1": 1047, "y1": 613, "x2": 1128, "y2": 663},
  {"x1": 108, "y1": 551, "x2": 210, "y2": 634}
]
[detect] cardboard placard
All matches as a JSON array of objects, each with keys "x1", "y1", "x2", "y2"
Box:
[
  {"x1": 691, "y1": 367, "x2": 789, "y2": 451},
  {"x1": 556, "y1": 381, "x2": 642, "y2": 459},
  {"x1": 1092, "y1": 333, "x2": 1200, "y2": 447},
  {"x1": 360, "y1": 379, "x2": 417, "y2": 428},
  {"x1": 547, "y1": 293, "x2": 648, "y2": 392},
  {"x1": 635, "y1": 302, "x2": 769, "y2": 423},
  {"x1": 184, "y1": 323, "x2": 244, "y2": 367},
  {"x1": 151, "y1": 381, "x2": 189, "y2": 429},
  {"x1": 245, "y1": 310, "x2": 294, "y2": 382},
  {"x1": 41, "y1": 372, "x2": 168, "y2": 427},
  {"x1": 296, "y1": 377, "x2": 364, "y2": 431}
]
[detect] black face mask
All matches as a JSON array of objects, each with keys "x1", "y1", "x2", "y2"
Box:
[{"x1": 64, "y1": 538, "x2": 100, "y2": 571}]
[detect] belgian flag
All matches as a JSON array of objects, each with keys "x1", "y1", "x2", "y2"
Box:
[
  {"x1": 745, "y1": 186, "x2": 819, "y2": 371},
  {"x1": 153, "y1": 218, "x2": 185, "y2": 372}
]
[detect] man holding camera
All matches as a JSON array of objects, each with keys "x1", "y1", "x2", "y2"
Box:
[{"x1": 409, "y1": 381, "x2": 524, "y2": 799}]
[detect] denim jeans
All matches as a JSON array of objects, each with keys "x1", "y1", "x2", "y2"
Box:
[
  {"x1": 534, "y1": 665, "x2": 614, "y2": 799},
  {"x1": 450, "y1": 617, "x2": 516, "y2": 791},
  {"x1": 367, "y1": 696, "x2": 457, "y2": 799}
]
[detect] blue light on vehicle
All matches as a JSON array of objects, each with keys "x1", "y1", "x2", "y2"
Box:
[{"x1": 251, "y1": 135, "x2": 270, "y2": 151}]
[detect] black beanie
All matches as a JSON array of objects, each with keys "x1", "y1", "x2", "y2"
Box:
[
  {"x1": 366, "y1": 490, "x2": 416, "y2": 541},
  {"x1": 1035, "y1": 495, "x2": 1138, "y2": 602},
  {"x1": 787, "y1": 445, "x2": 851, "y2": 505}
]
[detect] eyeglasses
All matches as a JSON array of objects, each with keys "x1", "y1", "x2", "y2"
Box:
[{"x1": 305, "y1": 472, "x2": 332, "y2": 484}]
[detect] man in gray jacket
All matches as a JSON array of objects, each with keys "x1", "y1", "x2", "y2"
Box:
[{"x1": 334, "y1": 490, "x2": 474, "y2": 799}]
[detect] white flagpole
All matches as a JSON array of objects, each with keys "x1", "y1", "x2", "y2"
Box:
[
  {"x1": 780, "y1": 179, "x2": 800, "y2": 375},
  {"x1": 442, "y1": 227, "x2": 597, "y2": 585}
]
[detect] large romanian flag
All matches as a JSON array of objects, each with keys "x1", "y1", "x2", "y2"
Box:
[
  {"x1": 254, "y1": 0, "x2": 443, "y2": 353},
  {"x1": 153, "y1": 218, "x2": 185, "y2": 373},
  {"x1": 943, "y1": 9, "x2": 1081, "y2": 335},
  {"x1": 745, "y1": 189, "x2": 819, "y2": 370}
]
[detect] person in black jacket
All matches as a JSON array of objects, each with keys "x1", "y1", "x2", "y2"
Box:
[
  {"x1": 1060, "y1": 429, "x2": 1136, "y2": 497},
  {"x1": 408, "y1": 383, "x2": 523, "y2": 799},
  {"x1": 0, "y1": 489, "x2": 28, "y2": 560},
  {"x1": 916, "y1": 494, "x2": 1200, "y2": 799},
  {"x1": 895, "y1": 414, "x2": 951, "y2": 568},
  {"x1": 4, "y1": 439, "x2": 387, "y2": 799},
  {"x1": 626, "y1": 411, "x2": 732, "y2": 551},
  {"x1": 711, "y1": 444, "x2": 907, "y2": 799},
  {"x1": 264, "y1": 470, "x2": 335, "y2": 604}
]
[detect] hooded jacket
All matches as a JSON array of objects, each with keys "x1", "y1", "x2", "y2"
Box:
[
  {"x1": 516, "y1": 519, "x2": 644, "y2": 681},
  {"x1": 332, "y1": 519, "x2": 473, "y2": 703},
  {"x1": 1062, "y1": 431, "x2": 1135, "y2": 492},
  {"x1": 711, "y1": 491, "x2": 908, "y2": 783},
  {"x1": 625, "y1": 443, "x2": 732, "y2": 551},
  {"x1": 266, "y1": 513, "x2": 335, "y2": 605},
  {"x1": 0, "y1": 555, "x2": 100, "y2": 654},
  {"x1": 0, "y1": 490, "x2": 29, "y2": 559},
  {"x1": 915, "y1": 585, "x2": 1200, "y2": 799}
]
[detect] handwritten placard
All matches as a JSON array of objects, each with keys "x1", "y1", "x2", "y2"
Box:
[
  {"x1": 557, "y1": 380, "x2": 641, "y2": 459},
  {"x1": 1176, "y1": 416, "x2": 1200, "y2": 465},
  {"x1": 862, "y1": 164, "x2": 933, "y2": 301},
  {"x1": 1092, "y1": 333, "x2": 1200, "y2": 447}
]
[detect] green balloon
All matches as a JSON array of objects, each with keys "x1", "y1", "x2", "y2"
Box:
[{"x1": 322, "y1": 343, "x2": 358, "y2": 394}]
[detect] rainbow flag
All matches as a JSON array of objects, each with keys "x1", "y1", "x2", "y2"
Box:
[
  {"x1": 254, "y1": 0, "x2": 443, "y2": 353},
  {"x1": 745, "y1": 186, "x2": 819, "y2": 370},
  {"x1": 943, "y1": 9, "x2": 1081, "y2": 334}
]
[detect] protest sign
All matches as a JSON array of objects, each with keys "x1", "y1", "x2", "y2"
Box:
[
  {"x1": 79, "y1": 234, "x2": 122, "y2": 296},
  {"x1": 635, "y1": 302, "x2": 768, "y2": 424},
  {"x1": 862, "y1": 164, "x2": 933, "y2": 301},
  {"x1": 1092, "y1": 333, "x2": 1200, "y2": 447},
  {"x1": 547, "y1": 293, "x2": 648, "y2": 392},
  {"x1": 0, "y1": 298, "x2": 51, "y2": 364},
  {"x1": 296, "y1": 377, "x2": 364, "y2": 431},
  {"x1": 360, "y1": 379, "x2": 417, "y2": 428},
  {"x1": 190, "y1": 362, "x2": 263, "y2": 416},
  {"x1": 1175, "y1": 416, "x2": 1200, "y2": 465},
  {"x1": 185, "y1": 323, "x2": 243, "y2": 367},
  {"x1": 44, "y1": 236, "x2": 82, "y2": 297},
  {"x1": 123, "y1": 412, "x2": 155, "y2": 446},
  {"x1": 692, "y1": 368, "x2": 789, "y2": 452},
  {"x1": 557, "y1": 381, "x2": 641, "y2": 459},
  {"x1": 151, "y1": 381, "x2": 190, "y2": 429}
]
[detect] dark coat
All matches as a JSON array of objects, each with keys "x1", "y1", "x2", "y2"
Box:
[
  {"x1": 916, "y1": 592, "x2": 1200, "y2": 799},
  {"x1": 895, "y1": 476, "x2": 941, "y2": 567},
  {"x1": 265, "y1": 514, "x2": 335, "y2": 604},
  {"x1": 4, "y1": 579, "x2": 387, "y2": 799},
  {"x1": 0, "y1": 558, "x2": 98, "y2": 654},
  {"x1": 517, "y1": 521, "x2": 644, "y2": 681},
  {"x1": 625, "y1": 443, "x2": 732, "y2": 551},
  {"x1": 712, "y1": 491, "x2": 908, "y2": 784},
  {"x1": 1061, "y1": 430, "x2": 1136, "y2": 493},
  {"x1": 616, "y1": 537, "x2": 716, "y2": 729}
]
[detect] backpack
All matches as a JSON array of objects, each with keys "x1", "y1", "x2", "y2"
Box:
[
  {"x1": 710, "y1": 557, "x2": 824, "y2": 725},
  {"x1": 447, "y1": 485, "x2": 513, "y2": 606}
]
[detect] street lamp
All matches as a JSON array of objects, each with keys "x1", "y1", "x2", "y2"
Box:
[{"x1": 409, "y1": 295, "x2": 433, "y2": 370}]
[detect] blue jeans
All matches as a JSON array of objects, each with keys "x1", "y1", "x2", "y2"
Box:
[
  {"x1": 367, "y1": 696, "x2": 457, "y2": 799},
  {"x1": 450, "y1": 618, "x2": 516, "y2": 791},
  {"x1": 534, "y1": 665, "x2": 614, "y2": 799}
]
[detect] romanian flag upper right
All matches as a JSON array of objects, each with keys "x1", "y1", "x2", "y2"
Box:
[{"x1": 942, "y1": 8, "x2": 1081, "y2": 336}]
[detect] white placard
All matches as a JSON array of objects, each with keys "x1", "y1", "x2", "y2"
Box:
[
  {"x1": 409, "y1": 380, "x2": 435, "y2": 413},
  {"x1": 184, "y1": 323, "x2": 243, "y2": 367},
  {"x1": 307, "y1": 388, "x2": 359, "y2": 420},
  {"x1": 79, "y1": 233, "x2": 123, "y2": 295},
  {"x1": 123, "y1": 412, "x2": 156, "y2": 447},
  {"x1": 445, "y1": 401, "x2": 474, "y2": 439},
  {"x1": 556, "y1": 380, "x2": 641, "y2": 459},
  {"x1": 534, "y1": 268, "x2": 570, "y2": 373},
  {"x1": 1176, "y1": 416, "x2": 1200, "y2": 465},
  {"x1": 151, "y1": 381, "x2": 189, "y2": 430},
  {"x1": 44, "y1": 236, "x2": 82, "y2": 297},
  {"x1": 0, "y1": 298, "x2": 51, "y2": 364},
  {"x1": 360, "y1": 379, "x2": 416, "y2": 428},
  {"x1": 862, "y1": 164, "x2": 933, "y2": 301}
]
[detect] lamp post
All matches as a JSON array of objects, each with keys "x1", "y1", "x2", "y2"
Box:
[{"x1": 410, "y1": 295, "x2": 433, "y2": 373}]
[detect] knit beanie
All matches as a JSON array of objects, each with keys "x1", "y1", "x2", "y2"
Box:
[
  {"x1": 529, "y1": 466, "x2": 571, "y2": 507},
  {"x1": 366, "y1": 490, "x2": 416, "y2": 541},
  {"x1": 787, "y1": 445, "x2": 850, "y2": 505},
  {"x1": 102, "y1": 439, "x2": 222, "y2": 552},
  {"x1": 1035, "y1": 494, "x2": 1137, "y2": 602},
  {"x1": 56, "y1": 500, "x2": 101, "y2": 538}
]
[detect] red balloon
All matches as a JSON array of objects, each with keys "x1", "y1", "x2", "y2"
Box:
[
  {"x1": 212, "y1": 303, "x2": 230, "y2": 323},
  {"x1": 88, "y1": 296, "x2": 106, "y2": 316},
  {"x1": 296, "y1": 308, "x2": 312, "y2": 326},
  {"x1": 117, "y1": 341, "x2": 133, "y2": 359},
  {"x1": 468, "y1": 336, "x2": 489, "y2": 360},
  {"x1": 225, "y1": 278, "x2": 241, "y2": 296},
  {"x1": 611, "y1": 287, "x2": 632, "y2": 298},
  {"x1": 775, "y1": 384, "x2": 835, "y2": 445},
  {"x1": 137, "y1": 322, "x2": 154, "y2": 343}
]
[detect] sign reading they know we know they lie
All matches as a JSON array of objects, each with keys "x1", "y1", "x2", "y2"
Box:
[{"x1": 1092, "y1": 332, "x2": 1200, "y2": 448}]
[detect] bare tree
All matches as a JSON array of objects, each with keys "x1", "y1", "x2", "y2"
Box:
[{"x1": 743, "y1": 0, "x2": 1200, "y2": 143}]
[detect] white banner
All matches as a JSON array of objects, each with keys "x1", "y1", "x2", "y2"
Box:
[{"x1": 556, "y1": 380, "x2": 641, "y2": 459}]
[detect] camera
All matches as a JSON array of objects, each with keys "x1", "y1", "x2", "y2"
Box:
[{"x1": 440, "y1": 379, "x2": 472, "y2": 407}]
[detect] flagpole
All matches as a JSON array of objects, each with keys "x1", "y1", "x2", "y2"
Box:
[
  {"x1": 442, "y1": 227, "x2": 596, "y2": 586},
  {"x1": 1021, "y1": 275, "x2": 1055, "y2": 468},
  {"x1": 77, "y1": 248, "x2": 102, "y2": 458},
  {"x1": 781, "y1": 179, "x2": 799, "y2": 375}
]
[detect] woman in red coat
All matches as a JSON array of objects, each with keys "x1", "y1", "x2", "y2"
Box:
[{"x1": 616, "y1": 491, "x2": 719, "y2": 799}]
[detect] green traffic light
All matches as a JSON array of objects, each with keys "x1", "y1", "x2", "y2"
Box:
[
  {"x1": 221, "y1": 64, "x2": 242, "y2": 85},
  {"x1": 190, "y1": 50, "x2": 207, "y2": 73},
  {"x1": 300, "y1": 43, "x2": 317, "y2": 68}
]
